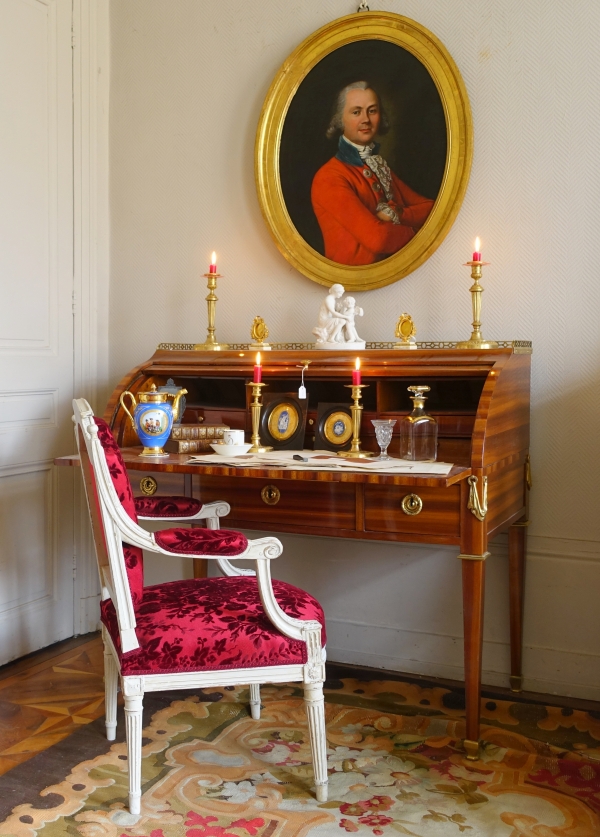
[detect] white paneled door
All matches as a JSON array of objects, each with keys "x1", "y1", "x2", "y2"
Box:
[{"x1": 0, "y1": 0, "x2": 75, "y2": 663}]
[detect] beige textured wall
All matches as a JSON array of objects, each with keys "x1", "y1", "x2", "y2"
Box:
[{"x1": 110, "y1": 0, "x2": 600, "y2": 697}]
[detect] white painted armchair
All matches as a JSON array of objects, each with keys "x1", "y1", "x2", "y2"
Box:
[{"x1": 73, "y1": 398, "x2": 328, "y2": 815}]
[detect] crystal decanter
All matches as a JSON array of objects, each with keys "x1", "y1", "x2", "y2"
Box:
[{"x1": 399, "y1": 385, "x2": 438, "y2": 461}]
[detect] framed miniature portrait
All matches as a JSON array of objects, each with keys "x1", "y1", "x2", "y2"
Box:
[
  {"x1": 314, "y1": 404, "x2": 353, "y2": 452},
  {"x1": 255, "y1": 11, "x2": 472, "y2": 291},
  {"x1": 259, "y1": 393, "x2": 308, "y2": 450}
]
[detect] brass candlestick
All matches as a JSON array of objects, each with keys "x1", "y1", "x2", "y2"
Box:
[
  {"x1": 337, "y1": 384, "x2": 374, "y2": 458},
  {"x1": 246, "y1": 382, "x2": 273, "y2": 453},
  {"x1": 456, "y1": 261, "x2": 498, "y2": 350},
  {"x1": 194, "y1": 272, "x2": 229, "y2": 351}
]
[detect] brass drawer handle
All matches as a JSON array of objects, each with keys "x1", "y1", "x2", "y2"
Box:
[
  {"x1": 261, "y1": 484, "x2": 281, "y2": 506},
  {"x1": 140, "y1": 476, "x2": 158, "y2": 496},
  {"x1": 401, "y1": 493, "x2": 423, "y2": 515}
]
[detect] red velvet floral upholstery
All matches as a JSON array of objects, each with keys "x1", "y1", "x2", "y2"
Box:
[
  {"x1": 94, "y1": 418, "x2": 138, "y2": 521},
  {"x1": 94, "y1": 418, "x2": 144, "y2": 606},
  {"x1": 134, "y1": 495, "x2": 203, "y2": 518},
  {"x1": 101, "y1": 576, "x2": 326, "y2": 675},
  {"x1": 154, "y1": 527, "x2": 248, "y2": 556}
]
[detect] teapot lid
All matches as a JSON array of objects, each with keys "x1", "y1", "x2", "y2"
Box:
[{"x1": 138, "y1": 384, "x2": 169, "y2": 403}]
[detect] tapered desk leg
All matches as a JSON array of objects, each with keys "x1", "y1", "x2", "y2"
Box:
[
  {"x1": 508, "y1": 519, "x2": 528, "y2": 692},
  {"x1": 184, "y1": 474, "x2": 208, "y2": 579},
  {"x1": 193, "y1": 557, "x2": 208, "y2": 578},
  {"x1": 461, "y1": 556, "x2": 486, "y2": 760}
]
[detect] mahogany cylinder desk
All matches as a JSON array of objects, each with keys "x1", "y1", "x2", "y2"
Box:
[{"x1": 101, "y1": 343, "x2": 531, "y2": 757}]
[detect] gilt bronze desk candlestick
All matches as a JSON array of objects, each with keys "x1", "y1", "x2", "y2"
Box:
[
  {"x1": 337, "y1": 384, "x2": 374, "y2": 458},
  {"x1": 246, "y1": 382, "x2": 273, "y2": 453},
  {"x1": 456, "y1": 260, "x2": 498, "y2": 350},
  {"x1": 194, "y1": 271, "x2": 229, "y2": 351}
]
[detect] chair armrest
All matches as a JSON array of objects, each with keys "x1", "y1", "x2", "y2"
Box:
[
  {"x1": 106, "y1": 507, "x2": 281, "y2": 565},
  {"x1": 135, "y1": 496, "x2": 230, "y2": 524},
  {"x1": 151, "y1": 532, "x2": 281, "y2": 563}
]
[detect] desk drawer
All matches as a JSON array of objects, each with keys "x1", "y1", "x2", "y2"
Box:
[
  {"x1": 364, "y1": 485, "x2": 460, "y2": 537},
  {"x1": 197, "y1": 476, "x2": 356, "y2": 530},
  {"x1": 127, "y1": 468, "x2": 186, "y2": 499}
]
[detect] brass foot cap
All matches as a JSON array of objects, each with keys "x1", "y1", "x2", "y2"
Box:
[
  {"x1": 509, "y1": 675, "x2": 523, "y2": 693},
  {"x1": 463, "y1": 739, "x2": 480, "y2": 760}
]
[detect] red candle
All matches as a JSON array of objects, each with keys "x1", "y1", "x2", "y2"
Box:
[
  {"x1": 472, "y1": 237, "x2": 482, "y2": 262},
  {"x1": 209, "y1": 251, "x2": 217, "y2": 274},
  {"x1": 253, "y1": 352, "x2": 262, "y2": 383},
  {"x1": 352, "y1": 357, "x2": 361, "y2": 386}
]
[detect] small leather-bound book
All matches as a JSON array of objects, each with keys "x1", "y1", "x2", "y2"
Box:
[
  {"x1": 170, "y1": 423, "x2": 229, "y2": 440},
  {"x1": 166, "y1": 424, "x2": 229, "y2": 452}
]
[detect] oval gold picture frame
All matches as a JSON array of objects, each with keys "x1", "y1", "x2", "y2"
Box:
[
  {"x1": 323, "y1": 410, "x2": 353, "y2": 446},
  {"x1": 255, "y1": 12, "x2": 472, "y2": 291},
  {"x1": 267, "y1": 402, "x2": 300, "y2": 442}
]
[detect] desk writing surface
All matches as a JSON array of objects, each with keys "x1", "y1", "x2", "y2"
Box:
[{"x1": 118, "y1": 447, "x2": 471, "y2": 488}]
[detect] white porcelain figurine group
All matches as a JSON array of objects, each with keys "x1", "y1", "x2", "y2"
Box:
[{"x1": 313, "y1": 283, "x2": 365, "y2": 349}]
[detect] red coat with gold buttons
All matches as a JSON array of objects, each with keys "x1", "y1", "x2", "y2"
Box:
[{"x1": 311, "y1": 157, "x2": 434, "y2": 266}]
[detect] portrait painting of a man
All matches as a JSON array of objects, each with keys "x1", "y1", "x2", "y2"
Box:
[
  {"x1": 278, "y1": 39, "x2": 447, "y2": 268},
  {"x1": 256, "y1": 13, "x2": 471, "y2": 289},
  {"x1": 311, "y1": 81, "x2": 435, "y2": 265}
]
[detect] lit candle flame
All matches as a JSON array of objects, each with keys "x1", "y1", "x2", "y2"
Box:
[
  {"x1": 211, "y1": 251, "x2": 217, "y2": 264},
  {"x1": 474, "y1": 237, "x2": 480, "y2": 252},
  {"x1": 355, "y1": 357, "x2": 360, "y2": 370},
  {"x1": 256, "y1": 352, "x2": 261, "y2": 365}
]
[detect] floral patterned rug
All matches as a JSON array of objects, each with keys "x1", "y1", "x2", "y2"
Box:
[{"x1": 2, "y1": 678, "x2": 600, "y2": 837}]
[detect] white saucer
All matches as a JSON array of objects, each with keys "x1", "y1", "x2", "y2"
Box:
[{"x1": 210, "y1": 442, "x2": 252, "y2": 456}]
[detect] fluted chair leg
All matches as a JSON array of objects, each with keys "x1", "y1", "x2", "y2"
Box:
[
  {"x1": 249, "y1": 683, "x2": 261, "y2": 719},
  {"x1": 123, "y1": 683, "x2": 144, "y2": 816},
  {"x1": 103, "y1": 644, "x2": 118, "y2": 741},
  {"x1": 304, "y1": 681, "x2": 328, "y2": 802}
]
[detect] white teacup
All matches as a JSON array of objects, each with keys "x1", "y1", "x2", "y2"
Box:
[{"x1": 222, "y1": 429, "x2": 245, "y2": 446}]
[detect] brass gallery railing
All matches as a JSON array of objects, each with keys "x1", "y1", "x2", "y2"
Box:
[{"x1": 156, "y1": 340, "x2": 532, "y2": 353}]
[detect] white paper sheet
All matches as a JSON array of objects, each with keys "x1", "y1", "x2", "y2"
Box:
[{"x1": 186, "y1": 449, "x2": 455, "y2": 476}]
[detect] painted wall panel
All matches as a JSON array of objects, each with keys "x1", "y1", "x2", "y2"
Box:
[
  {"x1": 0, "y1": 0, "x2": 55, "y2": 350},
  {"x1": 0, "y1": 390, "x2": 57, "y2": 428},
  {"x1": 0, "y1": 468, "x2": 52, "y2": 610}
]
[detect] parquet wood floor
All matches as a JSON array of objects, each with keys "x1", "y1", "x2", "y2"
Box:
[{"x1": 0, "y1": 632, "x2": 106, "y2": 777}]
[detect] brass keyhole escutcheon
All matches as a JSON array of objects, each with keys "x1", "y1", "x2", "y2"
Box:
[
  {"x1": 261, "y1": 484, "x2": 281, "y2": 506},
  {"x1": 140, "y1": 476, "x2": 158, "y2": 496},
  {"x1": 401, "y1": 493, "x2": 423, "y2": 515}
]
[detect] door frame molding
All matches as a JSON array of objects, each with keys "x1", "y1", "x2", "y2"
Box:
[{"x1": 72, "y1": 0, "x2": 109, "y2": 632}]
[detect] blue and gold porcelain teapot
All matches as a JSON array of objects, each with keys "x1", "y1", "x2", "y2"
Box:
[{"x1": 119, "y1": 384, "x2": 187, "y2": 457}]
